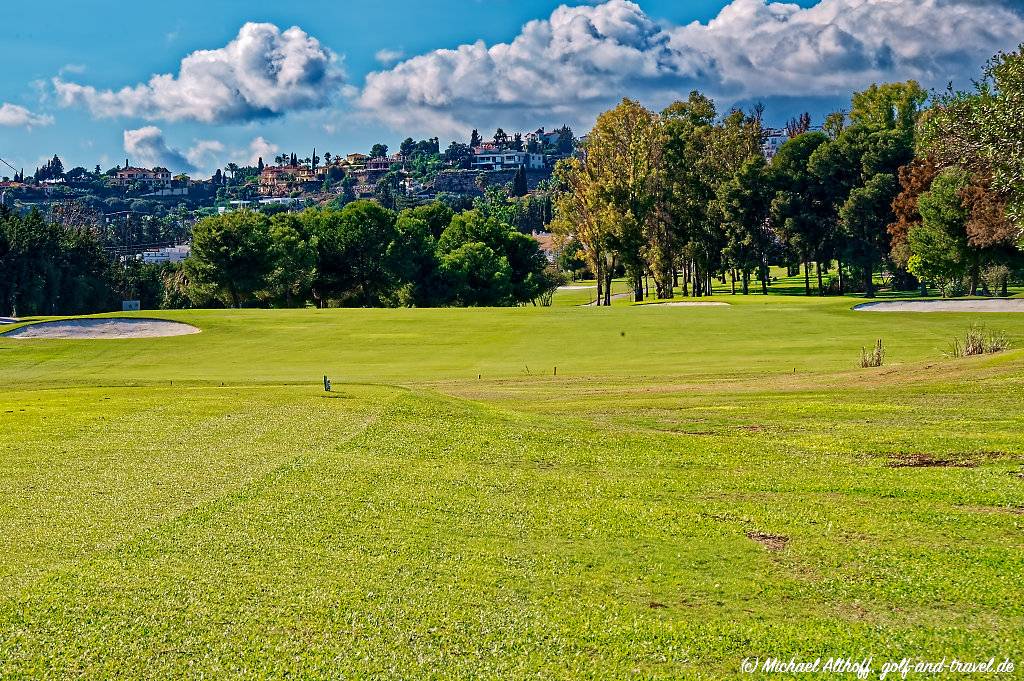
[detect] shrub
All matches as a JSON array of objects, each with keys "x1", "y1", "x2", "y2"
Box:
[
  {"x1": 949, "y1": 325, "x2": 1011, "y2": 358},
  {"x1": 982, "y1": 264, "x2": 1011, "y2": 296},
  {"x1": 860, "y1": 338, "x2": 885, "y2": 368},
  {"x1": 938, "y1": 277, "x2": 967, "y2": 299}
]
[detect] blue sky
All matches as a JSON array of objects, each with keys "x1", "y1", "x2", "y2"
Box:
[{"x1": 0, "y1": 0, "x2": 1020, "y2": 177}]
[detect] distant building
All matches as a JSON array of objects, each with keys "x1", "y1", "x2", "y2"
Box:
[
  {"x1": 472, "y1": 150, "x2": 545, "y2": 171},
  {"x1": 526, "y1": 128, "x2": 563, "y2": 148},
  {"x1": 365, "y1": 155, "x2": 405, "y2": 172},
  {"x1": 762, "y1": 128, "x2": 787, "y2": 160},
  {"x1": 531, "y1": 230, "x2": 558, "y2": 263},
  {"x1": 141, "y1": 244, "x2": 190, "y2": 264},
  {"x1": 113, "y1": 167, "x2": 172, "y2": 189},
  {"x1": 259, "y1": 165, "x2": 323, "y2": 196}
]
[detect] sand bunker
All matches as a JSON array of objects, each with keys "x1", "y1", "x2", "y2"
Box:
[
  {"x1": 0, "y1": 317, "x2": 16, "y2": 325},
  {"x1": 661, "y1": 302, "x2": 730, "y2": 307},
  {"x1": 3, "y1": 318, "x2": 200, "y2": 339},
  {"x1": 855, "y1": 299, "x2": 1024, "y2": 313}
]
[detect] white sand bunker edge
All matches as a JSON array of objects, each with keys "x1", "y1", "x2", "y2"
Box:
[
  {"x1": 855, "y1": 299, "x2": 1024, "y2": 313},
  {"x1": 3, "y1": 318, "x2": 201, "y2": 339}
]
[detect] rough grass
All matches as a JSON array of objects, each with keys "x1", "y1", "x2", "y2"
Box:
[
  {"x1": 1, "y1": 296, "x2": 1023, "y2": 678},
  {"x1": 949, "y1": 325, "x2": 1011, "y2": 358}
]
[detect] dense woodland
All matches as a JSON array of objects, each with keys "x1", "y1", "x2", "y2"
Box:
[{"x1": 552, "y1": 45, "x2": 1024, "y2": 303}]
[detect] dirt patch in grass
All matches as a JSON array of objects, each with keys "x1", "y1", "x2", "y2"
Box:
[
  {"x1": 887, "y1": 453, "x2": 977, "y2": 468},
  {"x1": 747, "y1": 531, "x2": 789, "y2": 551},
  {"x1": 886, "y1": 451, "x2": 1014, "y2": 468}
]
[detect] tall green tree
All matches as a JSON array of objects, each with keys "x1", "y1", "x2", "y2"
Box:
[
  {"x1": 511, "y1": 165, "x2": 528, "y2": 197},
  {"x1": 839, "y1": 173, "x2": 899, "y2": 297},
  {"x1": 583, "y1": 98, "x2": 664, "y2": 301},
  {"x1": 266, "y1": 213, "x2": 317, "y2": 307},
  {"x1": 718, "y1": 156, "x2": 773, "y2": 294},
  {"x1": 186, "y1": 211, "x2": 274, "y2": 308},
  {"x1": 305, "y1": 200, "x2": 405, "y2": 307},
  {"x1": 908, "y1": 168, "x2": 972, "y2": 295},
  {"x1": 770, "y1": 132, "x2": 830, "y2": 294},
  {"x1": 662, "y1": 92, "x2": 718, "y2": 297}
]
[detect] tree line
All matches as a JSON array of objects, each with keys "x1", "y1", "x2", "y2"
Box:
[
  {"x1": 0, "y1": 199, "x2": 559, "y2": 316},
  {"x1": 552, "y1": 44, "x2": 1024, "y2": 302},
  {"x1": 185, "y1": 200, "x2": 558, "y2": 308}
]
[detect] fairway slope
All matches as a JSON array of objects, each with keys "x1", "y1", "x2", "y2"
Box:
[{"x1": 1, "y1": 302, "x2": 1022, "y2": 677}]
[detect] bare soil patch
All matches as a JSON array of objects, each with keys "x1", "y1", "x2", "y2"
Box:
[
  {"x1": 3, "y1": 318, "x2": 200, "y2": 340},
  {"x1": 887, "y1": 453, "x2": 977, "y2": 468},
  {"x1": 746, "y1": 531, "x2": 789, "y2": 551},
  {"x1": 855, "y1": 299, "x2": 1024, "y2": 313}
]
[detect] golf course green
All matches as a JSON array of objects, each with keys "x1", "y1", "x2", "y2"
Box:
[{"x1": 1, "y1": 290, "x2": 1022, "y2": 678}]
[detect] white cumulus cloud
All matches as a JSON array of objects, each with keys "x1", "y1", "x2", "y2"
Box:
[
  {"x1": 185, "y1": 140, "x2": 226, "y2": 170},
  {"x1": 242, "y1": 136, "x2": 279, "y2": 165},
  {"x1": 123, "y1": 126, "x2": 194, "y2": 172},
  {"x1": 56, "y1": 22, "x2": 344, "y2": 124},
  {"x1": 375, "y1": 48, "x2": 406, "y2": 65},
  {"x1": 357, "y1": 0, "x2": 1024, "y2": 134},
  {"x1": 0, "y1": 103, "x2": 54, "y2": 129}
]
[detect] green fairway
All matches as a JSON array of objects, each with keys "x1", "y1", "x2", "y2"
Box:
[{"x1": 1, "y1": 298, "x2": 1023, "y2": 678}]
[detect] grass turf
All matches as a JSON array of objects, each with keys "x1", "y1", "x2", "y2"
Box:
[{"x1": 0, "y1": 292, "x2": 1022, "y2": 678}]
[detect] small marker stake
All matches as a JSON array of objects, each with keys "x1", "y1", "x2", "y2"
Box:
[
  {"x1": 553, "y1": 366, "x2": 557, "y2": 376},
  {"x1": 323, "y1": 375, "x2": 332, "y2": 392}
]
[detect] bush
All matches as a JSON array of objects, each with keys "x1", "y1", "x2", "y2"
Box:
[
  {"x1": 938, "y1": 277, "x2": 967, "y2": 299},
  {"x1": 859, "y1": 339, "x2": 885, "y2": 368},
  {"x1": 949, "y1": 325, "x2": 1011, "y2": 358},
  {"x1": 982, "y1": 264, "x2": 1011, "y2": 296}
]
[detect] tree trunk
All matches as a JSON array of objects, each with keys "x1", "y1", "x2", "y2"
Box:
[
  {"x1": 604, "y1": 267, "x2": 613, "y2": 306},
  {"x1": 634, "y1": 273, "x2": 644, "y2": 303},
  {"x1": 804, "y1": 261, "x2": 811, "y2": 296},
  {"x1": 761, "y1": 263, "x2": 769, "y2": 295},
  {"x1": 731, "y1": 268, "x2": 736, "y2": 295},
  {"x1": 969, "y1": 257, "x2": 980, "y2": 296},
  {"x1": 837, "y1": 257, "x2": 844, "y2": 295},
  {"x1": 816, "y1": 261, "x2": 824, "y2": 296},
  {"x1": 595, "y1": 261, "x2": 603, "y2": 306},
  {"x1": 864, "y1": 261, "x2": 875, "y2": 298},
  {"x1": 741, "y1": 270, "x2": 749, "y2": 295}
]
